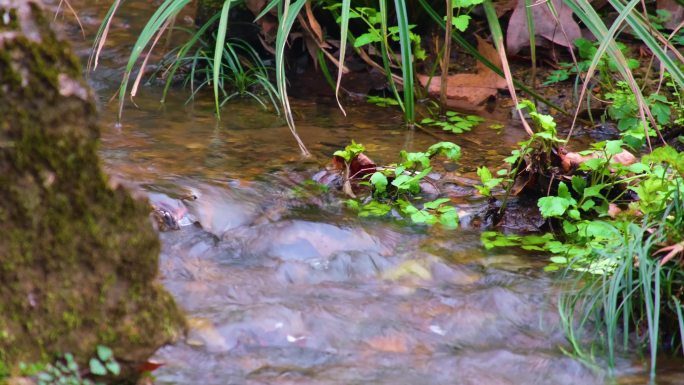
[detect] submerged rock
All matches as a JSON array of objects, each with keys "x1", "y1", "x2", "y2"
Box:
[{"x1": 0, "y1": 0, "x2": 184, "y2": 374}]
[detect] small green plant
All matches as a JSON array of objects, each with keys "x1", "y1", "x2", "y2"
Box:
[
  {"x1": 474, "y1": 100, "x2": 565, "y2": 206},
  {"x1": 340, "y1": 141, "x2": 462, "y2": 228},
  {"x1": 367, "y1": 95, "x2": 401, "y2": 107},
  {"x1": 604, "y1": 81, "x2": 671, "y2": 148},
  {"x1": 157, "y1": 34, "x2": 280, "y2": 112},
  {"x1": 475, "y1": 166, "x2": 503, "y2": 197},
  {"x1": 446, "y1": 0, "x2": 484, "y2": 32},
  {"x1": 339, "y1": 6, "x2": 426, "y2": 61},
  {"x1": 22, "y1": 346, "x2": 120, "y2": 385},
  {"x1": 421, "y1": 111, "x2": 484, "y2": 134},
  {"x1": 544, "y1": 38, "x2": 639, "y2": 87}
]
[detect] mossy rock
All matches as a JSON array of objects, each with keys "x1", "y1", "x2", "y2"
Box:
[{"x1": 0, "y1": 0, "x2": 184, "y2": 375}]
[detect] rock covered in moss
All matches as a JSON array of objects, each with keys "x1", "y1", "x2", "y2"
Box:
[{"x1": 0, "y1": 0, "x2": 184, "y2": 372}]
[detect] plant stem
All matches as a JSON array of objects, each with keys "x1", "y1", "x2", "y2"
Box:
[{"x1": 440, "y1": 0, "x2": 453, "y2": 115}]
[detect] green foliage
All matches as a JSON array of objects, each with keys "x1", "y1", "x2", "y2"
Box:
[
  {"x1": 333, "y1": 141, "x2": 365, "y2": 162},
  {"x1": 420, "y1": 111, "x2": 484, "y2": 134},
  {"x1": 161, "y1": 35, "x2": 280, "y2": 111},
  {"x1": 558, "y1": 212, "x2": 684, "y2": 374},
  {"x1": 603, "y1": 81, "x2": 673, "y2": 148},
  {"x1": 339, "y1": 5, "x2": 426, "y2": 61},
  {"x1": 475, "y1": 166, "x2": 502, "y2": 197},
  {"x1": 481, "y1": 231, "x2": 553, "y2": 251},
  {"x1": 322, "y1": 0, "x2": 418, "y2": 123},
  {"x1": 399, "y1": 198, "x2": 459, "y2": 228},
  {"x1": 367, "y1": 96, "x2": 400, "y2": 107},
  {"x1": 647, "y1": 9, "x2": 684, "y2": 46},
  {"x1": 342, "y1": 141, "x2": 461, "y2": 228},
  {"x1": 543, "y1": 38, "x2": 639, "y2": 86},
  {"x1": 25, "y1": 347, "x2": 120, "y2": 385},
  {"x1": 443, "y1": 0, "x2": 483, "y2": 32},
  {"x1": 473, "y1": 101, "x2": 565, "y2": 208},
  {"x1": 480, "y1": 106, "x2": 684, "y2": 283}
]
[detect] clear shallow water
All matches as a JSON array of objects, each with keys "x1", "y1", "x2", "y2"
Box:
[{"x1": 49, "y1": 1, "x2": 684, "y2": 383}]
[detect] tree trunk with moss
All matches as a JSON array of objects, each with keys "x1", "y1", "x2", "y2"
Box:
[{"x1": 0, "y1": 0, "x2": 185, "y2": 374}]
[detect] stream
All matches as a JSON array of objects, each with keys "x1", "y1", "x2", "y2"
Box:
[{"x1": 51, "y1": 1, "x2": 684, "y2": 383}]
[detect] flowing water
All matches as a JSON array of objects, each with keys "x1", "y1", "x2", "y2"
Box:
[{"x1": 50, "y1": 2, "x2": 684, "y2": 383}]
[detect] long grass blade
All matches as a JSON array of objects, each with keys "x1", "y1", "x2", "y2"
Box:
[
  {"x1": 482, "y1": 0, "x2": 534, "y2": 136},
  {"x1": 608, "y1": 0, "x2": 684, "y2": 88},
  {"x1": 161, "y1": 13, "x2": 221, "y2": 103},
  {"x1": 674, "y1": 296, "x2": 684, "y2": 357},
  {"x1": 130, "y1": 18, "x2": 172, "y2": 102},
  {"x1": 276, "y1": 0, "x2": 310, "y2": 155},
  {"x1": 254, "y1": 0, "x2": 281, "y2": 21},
  {"x1": 562, "y1": 0, "x2": 660, "y2": 146},
  {"x1": 379, "y1": 0, "x2": 404, "y2": 111},
  {"x1": 440, "y1": 0, "x2": 453, "y2": 113},
  {"x1": 416, "y1": 0, "x2": 570, "y2": 117},
  {"x1": 334, "y1": 0, "x2": 351, "y2": 116},
  {"x1": 88, "y1": 0, "x2": 122, "y2": 72},
  {"x1": 213, "y1": 0, "x2": 234, "y2": 118},
  {"x1": 116, "y1": 0, "x2": 192, "y2": 122},
  {"x1": 393, "y1": 0, "x2": 414, "y2": 125}
]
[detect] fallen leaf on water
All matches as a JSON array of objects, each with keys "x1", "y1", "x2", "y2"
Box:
[
  {"x1": 506, "y1": 0, "x2": 581, "y2": 55},
  {"x1": 417, "y1": 37, "x2": 507, "y2": 110}
]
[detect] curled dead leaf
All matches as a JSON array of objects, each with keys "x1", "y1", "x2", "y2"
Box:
[
  {"x1": 333, "y1": 153, "x2": 377, "y2": 179},
  {"x1": 417, "y1": 37, "x2": 506, "y2": 110}
]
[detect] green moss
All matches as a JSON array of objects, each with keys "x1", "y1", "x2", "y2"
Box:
[{"x1": 0, "y1": 0, "x2": 185, "y2": 375}]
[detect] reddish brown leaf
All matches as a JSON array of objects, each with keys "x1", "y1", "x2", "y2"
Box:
[
  {"x1": 138, "y1": 360, "x2": 165, "y2": 373},
  {"x1": 560, "y1": 149, "x2": 635, "y2": 173},
  {"x1": 305, "y1": 0, "x2": 324, "y2": 43},
  {"x1": 417, "y1": 37, "x2": 507, "y2": 109},
  {"x1": 506, "y1": 0, "x2": 581, "y2": 55}
]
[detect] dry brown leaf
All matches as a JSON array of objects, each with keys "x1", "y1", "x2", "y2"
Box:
[
  {"x1": 417, "y1": 37, "x2": 507, "y2": 109},
  {"x1": 506, "y1": 0, "x2": 581, "y2": 55},
  {"x1": 561, "y1": 149, "x2": 635, "y2": 173},
  {"x1": 305, "y1": 0, "x2": 324, "y2": 43}
]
